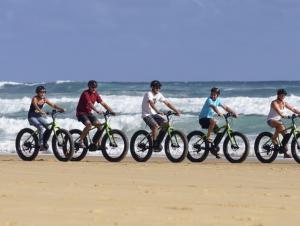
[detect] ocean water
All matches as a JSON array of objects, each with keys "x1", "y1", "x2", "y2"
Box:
[{"x1": 1, "y1": 80, "x2": 300, "y2": 156}]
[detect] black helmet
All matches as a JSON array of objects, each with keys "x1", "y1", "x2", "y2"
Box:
[
  {"x1": 35, "y1": 85, "x2": 46, "y2": 94},
  {"x1": 211, "y1": 87, "x2": 220, "y2": 95},
  {"x1": 277, "y1": 89, "x2": 287, "y2": 96},
  {"x1": 88, "y1": 80, "x2": 98, "y2": 88},
  {"x1": 150, "y1": 80, "x2": 162, "y2": 88}
]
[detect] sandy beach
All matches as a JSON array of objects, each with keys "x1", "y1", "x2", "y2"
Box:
[{"x1": 0, "y1": 155, "x2": 300, "y2": 226}]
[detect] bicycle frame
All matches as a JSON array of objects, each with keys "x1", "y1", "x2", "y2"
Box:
[
  {"x1": 25, "y1": 111, "x2": 62, "y2": 146},
  {"x1": 85, "y1": 112, "x2": 116, "y2": 146},
  {"x1": 140, "y1": 111, "x2": 178, "y2": 146},
  {"x1": 263, "y1": 115, "x2": 300, "y2": 148},
  {"x1": 206, "y1": 114, "x2": 239, "y2": 147}
]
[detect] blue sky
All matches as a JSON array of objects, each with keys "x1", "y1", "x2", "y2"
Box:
[{"x1": 0, "y1": 0, "x2": 300, "y2": 82}]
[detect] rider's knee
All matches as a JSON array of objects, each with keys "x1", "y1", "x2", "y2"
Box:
[
  {"x1": 85, "y1": 121, "x2": 92, "y2": 128},
  {"x1": 152, "y1": 125, "x2": 159, "y2": 131},
  {"x1": 278, "y1": 125, "x2": 285, "y2": 132},
  {"x1": 94, "y1": 121, "x2": 102, "y2": 128},
  {"x1": 210, "y1": 119, "x2": 216, "y2": 126}
]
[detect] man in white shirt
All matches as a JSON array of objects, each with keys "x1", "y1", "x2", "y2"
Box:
[{"x1": 142, "y1": 80, "x2": 181, "y2": 150}]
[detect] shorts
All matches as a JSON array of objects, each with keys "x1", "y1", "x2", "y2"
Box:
[
  {"x1": 77, "y1": 113, "x2": 99, "y2": 125},
  {"x1": 267, "y1": 119, "x2": 283, "y2": 128},
  {"x1": 143, "y1": 114, "x2": 166, "y2": 129},
  {"x1": 199, "y1": 118, "x2": 211, "y2": 129}
]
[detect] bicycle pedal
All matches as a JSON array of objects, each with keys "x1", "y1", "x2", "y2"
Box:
[{"x1": 215, "y1": 154, "x2": 221, "y2": 159}]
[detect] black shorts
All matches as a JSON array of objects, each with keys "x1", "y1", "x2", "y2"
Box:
[
  {"x1": 199, "y1": 118, "x2": 211, "y2": 129},
  {"x1": 77, "y1": 113, "x2": 99, "y2": 125},
  {"x1": 143, "y1": 114, "x2": 166, "y2": 129}
]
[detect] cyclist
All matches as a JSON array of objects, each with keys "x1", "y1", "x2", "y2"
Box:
[
  {"x1": 267, "y1": 89, "x2": 300, "y2": 158},
  {"x1": 142, "y1": 80, "x2": 181, "y2": 151},
  {"x1": 199, "y1": 87, "x2": 237, "y2": 143},
  {"x1": 76, "y1": 80, "x2": 115, "y2": 148},
  {"x1": 28, "y1": 86, "x2": 65, "y2": 150}
]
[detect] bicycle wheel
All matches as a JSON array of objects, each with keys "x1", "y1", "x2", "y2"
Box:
[
  {"x1": 223, "y1": 131, "x2": 249, "y2": 163},
  {"x1": 130, "y1": 130, "x2": 153, "y2": 162},
  {"x1": 254, "y1": 132, "x2": 278, "y2": 163},
  {"x1": 101, "y1": 129, "x2": 129, "y2": 162},
  {"x1": 165, "y1": 130, "x2": 188, "y2": 163},
  {"x1": 291, "y1": 133, "x2": 300, "y2": 163},
  {"x1": 15, "y1": 128, "x2": 39, "y2": 161},
  {"x1": 52, "y1": 129, "x2": 74, "y2": 162},
  {"x1": 187, "y1": 130, "x2": 209, "y2": 162},
  {"x1": 69, "y1": 129, "x2": 89, "y2": 161}
]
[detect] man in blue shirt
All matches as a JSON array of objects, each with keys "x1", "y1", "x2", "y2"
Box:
[{"x1": 199, "y1": 87, "x2": 237, "y2": 142}]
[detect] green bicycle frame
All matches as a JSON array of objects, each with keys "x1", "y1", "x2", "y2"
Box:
[
  {"x1": 86, "y1": 120, "x2": 116, "y2": 145},
  {"x1": 263, "y1": 118, "x2": 300, "y2": 147}
]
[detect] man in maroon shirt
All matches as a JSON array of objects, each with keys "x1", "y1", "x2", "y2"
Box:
[{"x1": 76, "y1": 80, "x2": 115, "y2": 147}]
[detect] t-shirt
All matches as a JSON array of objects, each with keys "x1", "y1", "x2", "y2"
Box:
[
  {"x1": 76, "y1": 90, "x2": 103, "y2": 116},
  {"x1": 142, "y1": 91, "x2": 166, "y2": 118},
  {"x1": 199, "y1": 97, "x2": 223, "y2": 118}
]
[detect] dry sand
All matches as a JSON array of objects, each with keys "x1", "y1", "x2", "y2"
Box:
[{"x1": 0, "y1": 155, "x2": 300, "y2": 226}]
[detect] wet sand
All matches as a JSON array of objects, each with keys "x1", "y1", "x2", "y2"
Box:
[{"x1": 0, "y1": 155, "x2": 300, "y2": 226}]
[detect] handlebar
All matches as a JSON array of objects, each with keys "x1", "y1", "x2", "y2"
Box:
[
  {"x1": 102, "y1": 110, "x2": 116, "y2": 121},
  {"x1": 45, "y1": 109, "x2": 64, "y2": 119},
  {"x1": 164, "y1": 111, "x2": 177, "y2": 117},
  {"x1": 163, "y1": 111, "x2": 178, "y2": 121},
  {"x1": 224, "y1": 112, "x2": 236, "y2": 119},
  {"x1": 287, "y1": 114, "x2": 300, "y2": 120}
]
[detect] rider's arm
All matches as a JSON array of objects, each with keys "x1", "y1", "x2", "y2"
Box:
[
  {"x1": 222, "y1": 105, "x2": 237, "y2": 117},
  {"x1": 90, "y1": 102, "x2": 102, "y2": 114},
  {"x1": 45, "y1": 99, "x2": 65, "y2": 112},
  {"x1": 272, "y1": 101, "x2": 287, "y2": 118},
  {"x1": 100, "y1": 101, "x2": 115, "y2": 115},
  {"x1": 210, "y1": 105, "x2": 223, "y2": 116},
  {"x1": 163, "y1": 100, "x2": 181, "y2": 116},
  {"x1": 285, "y1": 102, "x2": 300, "y2": 115}
]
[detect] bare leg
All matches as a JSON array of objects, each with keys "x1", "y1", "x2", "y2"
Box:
[
  {"x1": 152, "y1": 125, "x2": 159, "y2": 144},
  {"x1": 270, "y1": 120, "x2": 285, "y2": 144},
  {"x1": 270, "y1": 120, "x2": 290, "y2": 158},
  {"x1": 94, "y1": 121, "x2": 103, "y2": 146},
  {"x1": 79, "y1": 121, "x2": 92, "y2": 145},
  {"x1": 207, "y1": 119, "x2": 216, "y2": 141}
]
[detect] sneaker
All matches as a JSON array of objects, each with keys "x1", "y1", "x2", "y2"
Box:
[
  {"x1": 210, "y1": 145, "x2": 221, "y2": 159},
  {"x1": 153, "y1": 144, "x2": 163, "y2": 152},
  {"x1": 39, "y1": 145, "x2": 51, "y2": 153},
  {"x1": 284, "y1": 152, "x2": 292, "y2": 158},
  {"x1": 42, "y1": 143, "x2": 49, "y2": 151}
]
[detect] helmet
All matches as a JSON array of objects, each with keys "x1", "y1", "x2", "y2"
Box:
[
  {"x1": 211, "y1": 87, "x2": 220, "y2": 95},
  {"x1": 150, "y1": 80, "x2": 162, "y2": 88},
  {"x1": 35, "y1": 85, "x2": 46, "y2": 94},
  {"x1": 88, "y1": 80, "x2": 98, "y2": 88},
  {"x1": 277, "y1": 89, "x2": 287, "y2": 96}
]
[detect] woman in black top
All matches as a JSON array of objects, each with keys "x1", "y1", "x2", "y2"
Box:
[{"x1": 28, "y1": 86, "x2": 65, "y2": 149}]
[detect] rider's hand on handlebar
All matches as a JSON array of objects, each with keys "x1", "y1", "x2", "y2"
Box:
[
  {"x1": 59, "y1": 108, "x2": 66, "y2": 113},
  {"x1": 283, "y1": 115, "x2": 289, "y2": 119},
  {"x1": 218, "y1": 112, "x2": 223, "y2": 117},
  {"x1": 158, "y1": 111, "x2": 164, "y2": 115},
  {"x1": 175, "y1": 110, "x2": 181, "y2": 116},
  {"x1": 232, "y1": 112, "x2": 238, "y2": 118},
  {"x1": 110, "y1": 111, "x2": 116, "y2": 116}
]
